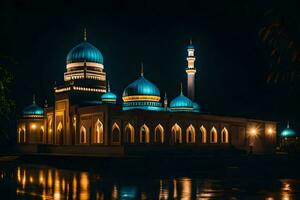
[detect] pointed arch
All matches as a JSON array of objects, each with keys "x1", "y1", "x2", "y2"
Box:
[
  {"x1": 40, "y1": 127, "x2": 44, "y2": 143},
  {"x1": 154, "y1": 124, "x2": 164, "y2": 143},
  {"x1": 210, "y1": 127, "x2": 218, "y2": 143},
  {"x1": 80, "y1": 125, "x2": 87, "y2": 144},
  {"x1": 94, "y1": 119, "x2": 104, "y2": 144},
  {"x1": 221, "y1": 127, "x2": 229, "y2": 143},
  {"x1": 186, "y1": 125, "x2": 196, "y2": 143},
  {"x1": 140, "y1": 124, "x2": 150, "y2": 144},
  {"x1": 171, "y1": 123, "x2": 182, "y2": 144},
  {"x1": 56, "y1": 122, "x2": 63, "y2": 145},
  {"x1": 48, "y1": 118, "x2": 53, "y2": 144},
  {"x1": 125, "y1": 123, "x2": 135, "y2": 144},
  {"x1": 200, "y1": 126, "x2": 207, "y2": 143},
  {"x1": 18, "y1": 128, "x2": 25, "y2": 143},
  {"x1": 112, "y1": 123, "x2": 121, "y2": 144}
]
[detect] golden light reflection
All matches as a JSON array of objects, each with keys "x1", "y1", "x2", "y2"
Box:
[
  {"x1": 54, "y1": 171, "x2": 60, "y2": 200},
  {"x1": 159, "y1": 180, "x2": 169, "y2": 200},
  {"x1": 112, "y1": 184, "x2": 118, "y2": 200},
  {"x1": 72, "y1": 174, "x2": 77, "y2": 199},
  {"x1": 181, "y1": 178, "x2": 192, "y2": 200},
  {"x1": 80, "y1": 172, "x2": 89, "y2": 200},
  {"x1": 22, "y1": 169, "x2": 26, "y2": 189},
  {"x1": 173, "y1": 179, "x2": 177, "y2": 199},
  {"x1": 281, "y1": 180, "x2": 292, "y2": 200},
  {"x1": 17, "y1": 167, "x2": 21, "y2": 183},
  {"x1": 39, "y1": 170, "x2": 45, "y2": 185}
]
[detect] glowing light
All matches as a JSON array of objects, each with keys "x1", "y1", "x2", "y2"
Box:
[
  {"x1": 250, "y1": 128, "x2": 258, "y2": 136},
  {"x1": 122, "y1": 95, "x2": 161, "y2": 102},
  {"x1": 267, "y1": 128, "x2": 274, "y2": 135},
  {"x1": 31, "y1": 124, "x2": 37, "y2": 129},
  {"x1": 30, "y1": 176, "x2": 33, "y2": 183}
]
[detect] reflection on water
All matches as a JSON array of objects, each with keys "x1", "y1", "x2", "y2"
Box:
[{"x1": 0, "y1": 165, "x2": 299, "y2": 199}]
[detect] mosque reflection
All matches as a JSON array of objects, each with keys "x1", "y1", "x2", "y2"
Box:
[
  {"x1": 0, "y1": 165, "x2": 295, "y2": 199},
  {"x1": 14, "y1": 166, "x2": 216, "y2": 199}
]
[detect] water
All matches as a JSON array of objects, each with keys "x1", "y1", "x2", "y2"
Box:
[{"x1": 0, "y1": 163, "x2": 299, "y2": 199}]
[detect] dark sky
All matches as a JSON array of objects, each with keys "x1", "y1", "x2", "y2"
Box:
[{"x1": 1, "y1": 0, "x2": 300, "y2": 129}]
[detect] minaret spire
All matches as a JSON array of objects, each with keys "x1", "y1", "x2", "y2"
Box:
[
  {"x1": 186, "y1": 40, "x2": 196, "y2": 100},
  {"x1": 287, "y1": 121, "x2": 290, "y2": 128},
  {"x1": 180, "y1": 82, "x2": 183, "y2": 95},
  {"x1": 141, "y1": 62, "x2": 144, "y2": 77},
  {"x1": 107, "y1": 80, "x2": 111, "y2": 92},
  {"x1": 84, "y1": 28, "x2": 87, "y2": 41},
  {"x1": 32, "y1": 94, "x2": 36, "y2": 104},
  {"x1": 164, "y1": 91, "x2": 168, "y2": 111}
]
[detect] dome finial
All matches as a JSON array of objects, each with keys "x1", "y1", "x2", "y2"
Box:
[
  {"x1": 44, "y1": 99, "x2": 48, "y2": 108},
  {"x1": 107, "y1": 80, "x2": 110, "y2": 92},
  {"x1": 141, "y1": 62, "x2": 144, "y2": 77},
  {"x1": 32, "y1": 94, "x2": 36, "y2": 104},
  {"x1": 287, "y1": 120, "x2": 290, "y2": 128},
  {"x1": 84, "y1": 28, "x2": 87, "y2": 41},
  {"x1": 190, "y1": 39, "x2": 193, "y2": 45},
  {"x1": 180, "y1": 82, "x2": 183, "y2": 95}
]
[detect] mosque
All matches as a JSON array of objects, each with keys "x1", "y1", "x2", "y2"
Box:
[{"x1": 16, "y1": 31, "x2": 277, "y2": 155}]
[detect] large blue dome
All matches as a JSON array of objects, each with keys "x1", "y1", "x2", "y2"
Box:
[
  {"x1": 170, "y1": 93, "x2": 194, "y2": 112},
  {"x1": 122, "y1": 76, "x2": 160, "y2": 97},
  {"x1": 66, "y1": 41, "x2": 103, "y2": 64},
  {"x1": 22, "y1": 104, "x2": 44, "y2": 116}
]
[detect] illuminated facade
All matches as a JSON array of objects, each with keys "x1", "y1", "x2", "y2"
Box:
[{"x1": 16, "y1": 32, "x2": 277, "y2": 155}]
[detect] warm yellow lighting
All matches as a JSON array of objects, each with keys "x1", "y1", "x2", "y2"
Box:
[
  {"x1": 30, "y1": 176, "x2": 33, "y2": 183},
  {"x1": 31, "y1": 124, "x2": 37, "y2": 129},
  {"x1": 267, "y1": 128, "x2": 273, "y2": 135},
  {"x1": 250, "y1": 128, "x2": 257, "y2": 136},
  {"x1": 122, "y1": 95, "x2": 161, "y2": 102}
]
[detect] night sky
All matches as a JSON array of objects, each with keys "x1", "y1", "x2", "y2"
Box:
[{"x1": 1, "y1": 0, "x2": 300, "y2": 130}]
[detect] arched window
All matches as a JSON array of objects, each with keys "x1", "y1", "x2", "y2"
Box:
[
  {"x1": 57, "y1": 122, "x2": 63, "y2": 145},
  {"x1": 94, "y1": 119, "x2": 103, "y2": 144},
  {"x1": 40, "y1": 128, "x2": 44, "y2": 143},
  {"x1": 48, "y1": 118, "x2": 53, "y2": 144},
  {"x1": 125, "y1": 123, "x2": 134, "y2": 144},
  {"x1": 80, "y1": 125, "x2": 87, "y2": 144},
  {"x1": 186, "y1": 125, "x2": 196, "y2": 143},
  {"x1": 221, "y1": 127, "x2": 229, "y2": 143},
  {"x1": 112, "y1": 123, "x2": 121, "y2": 144},
  {"x1": 140, "y1": 124, "x2": 150, "y2": 144},
  {"x1": 18, "y1": 128, "x2": 25, "y2": 143},
  {"x1": 154, "y1": 124, "x2": 164, "y2": 143},
  {"x1": 210, "y1": 127, "x2": 218, "y2": 143},
  {"x1": 171, "y1": 123, "x2": 182, "y2": 144},
  {"x1": 200, "y1": 126, "x2": 207, "y2": 143}
]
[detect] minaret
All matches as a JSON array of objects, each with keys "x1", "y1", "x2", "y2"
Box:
[
  {"x1": 141, "y1": 62, "x2": 144, "y2": 77},
  {"x1": 164, "y1": 92, "x2": 168, "y2": 111},
  {"x1": 185, "y1": 39, "x2": 196, "y2": 101},
  {"x1": 84, "y1": 28, "x2": 87, "y2": 41},
  {"x1": 32, "y1": 94, "x2": 36, "y2": 104},
  {"x1": 107, "y1": 80, "x2": 111, "y2": 92}
]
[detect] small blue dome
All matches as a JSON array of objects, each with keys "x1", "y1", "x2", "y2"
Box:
[
  {"x1": 170, "y1": 93, "x2": 194, "y2": 111},
  {"x1": 22, "y1": 104, "x2": 44, "y2": 116},
  {"x1": 122, "y1": 76, "x2": 160, "y2": 97},
  {"x1": 102, "y1": 92, "x2": 117, "y2": 100},
  {"x1": 101, "y1": 92, "x2": 117, "y2": 104},
  {"x1": 281, "y1": 128, "x2": 297, "y2": 138},
  {"x1": 188, "y1": 44, "x2": 194, "y2": 49},
  {"x1": 66, "y1": 41, "x2": 103, "y2": 64},
  {"x1": 193, "y1": 102, "x2": 200, "y2": 112}
]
